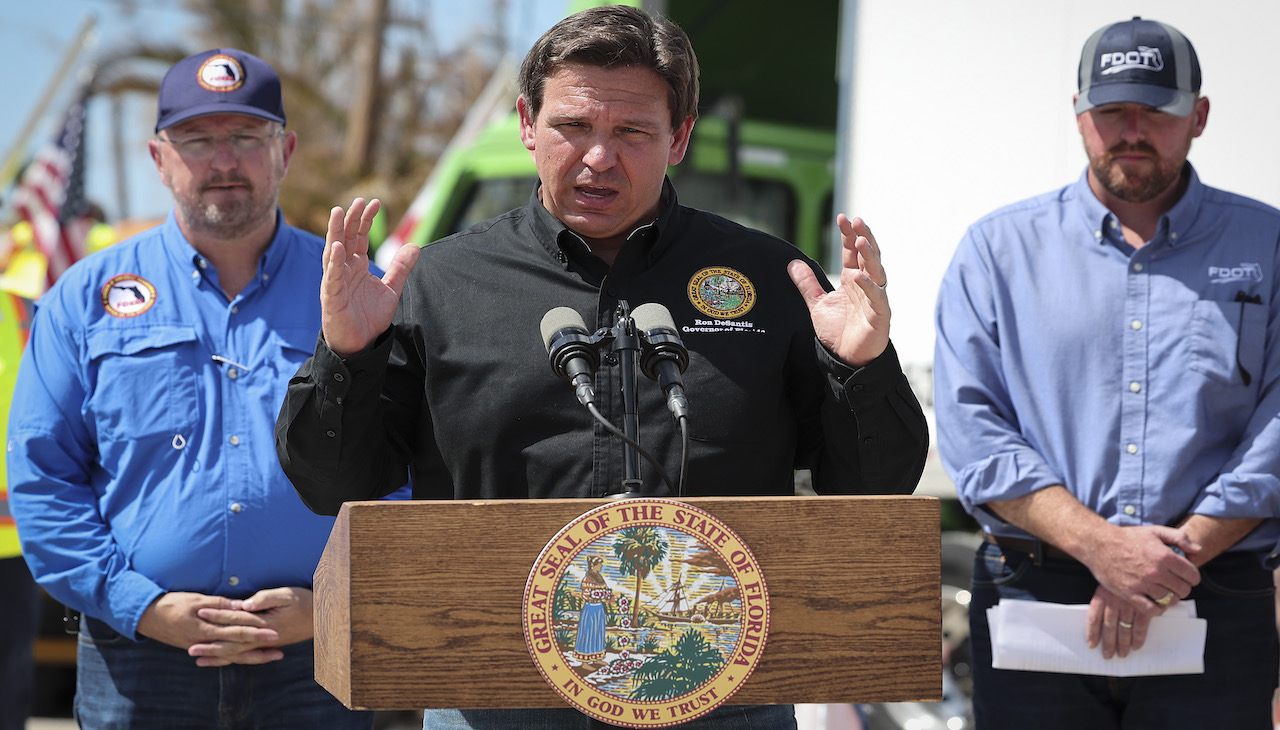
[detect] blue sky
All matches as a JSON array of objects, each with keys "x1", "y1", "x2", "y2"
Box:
[{"x1": 0, "y1": 0, "x2": 568, "y2": 225}]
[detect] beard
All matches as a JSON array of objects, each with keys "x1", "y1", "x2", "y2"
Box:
[
  {"x1": 1087, "y1": 141, "x2": 1186, "y2": 204},
  {"x1": 169, "y1": 172, "x2": 281, "y2": 239}
]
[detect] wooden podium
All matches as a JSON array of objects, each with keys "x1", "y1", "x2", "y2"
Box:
[{"x1": 313, "y1": 495, "x2": 941, "y2": 710}]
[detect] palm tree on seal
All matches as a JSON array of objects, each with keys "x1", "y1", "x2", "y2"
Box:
[{"x1": 612, "y1": 527, "x2": 668, "y2": 627}]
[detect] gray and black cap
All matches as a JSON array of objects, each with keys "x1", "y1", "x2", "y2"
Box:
[{"x1": 1075, "y1": 16, "x2": 1200, "y2": 117}]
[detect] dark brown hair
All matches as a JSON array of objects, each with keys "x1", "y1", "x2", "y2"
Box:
[{"x1": 518, "y1": 4, "x2": 700, "y2": 131}]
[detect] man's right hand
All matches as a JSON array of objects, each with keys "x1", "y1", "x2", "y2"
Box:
[
  {"x1": 1081, "y1": 523, "x2": 1201, "y2": 612},
  {"x1": 321, "y1": 198, "x2": 421, "y2": 357},
  {"x1": 1080, "y1": 523, "x2": 1201, "y2": 657},
  {"x1": 136, "y1": 591, "x2": 280, "y2": 663}
]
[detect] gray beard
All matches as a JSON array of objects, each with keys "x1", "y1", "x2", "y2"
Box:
[
  {"x1": 185, "y1": 198, "x2": 272, "y2": 238},
  {"x1": 176, "y1": 179, "x2": 280, "y2": 239}
]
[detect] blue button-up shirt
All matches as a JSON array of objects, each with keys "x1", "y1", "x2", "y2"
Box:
[
  {"x1": 9, "y1": 212, "x2": 360, "y2": 638},
  {"x1": 935, "y1": 166, "x2": 1280, "y2": 564}
]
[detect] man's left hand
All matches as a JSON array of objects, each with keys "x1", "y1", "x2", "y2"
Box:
[
  {"x1": 788, "y1": 214, "x2": 890, "y2": 367},
  {"x1": 189, "y1": 587, "x2": 314, "y2": 667},
  {"x1": 1087, "y1": 584, "x2": 1158, "y2": 659}
]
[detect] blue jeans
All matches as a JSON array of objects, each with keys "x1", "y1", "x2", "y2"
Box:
[
  {"x1": 970, "y1": 541, "x2": 1278, "y2": 730},
  {"x1": 422, "y1": 704, "x2": 796, "y2": 729},
  {"x1": 75, "y1": 615, "x2": 373, "y2": 729}
]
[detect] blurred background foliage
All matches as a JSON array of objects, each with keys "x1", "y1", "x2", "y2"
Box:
[{"x1": 86, "y1": 0, "x2": 511, "y2": 235}]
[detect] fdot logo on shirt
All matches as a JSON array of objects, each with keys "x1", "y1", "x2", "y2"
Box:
[
  {"x1": 1208, "y1": 263, "x2": 1263, "y2": 284},
  {"x1": 1100, "y1": 46, "x2": 1163, "y2": 75},
  {"x1": 102, "y1": 274, "x2": 157, "y2": 318}
]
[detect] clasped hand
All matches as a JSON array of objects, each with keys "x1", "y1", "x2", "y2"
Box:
[
  {"x1": 1083, "y1": 525, "x2": 1201, "y2": 659},
  {"x1": 137, "y1": 587, "x2": 316, "y2": 667}
]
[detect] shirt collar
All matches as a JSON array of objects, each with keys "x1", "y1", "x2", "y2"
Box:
[
  {"x1": 526, "y1": 177, "x2": 681, "y2": 269},
  {"x1": 162, "y1": 208, "x2": 289, "y2": 288},
  {"x1": 1162, "y1": 163, "x2": 1205, "y2": 247},
  {"x1": 1072, "y1": 163, "x2": 1205, "y2": 249}
]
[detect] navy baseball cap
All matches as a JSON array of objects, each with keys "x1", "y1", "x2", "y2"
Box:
[
  {"x1": 155, "y1": 48, "x2": 286, "y2": 132},
  {"x1": 1075, "y1": 17, "x2": 1200, "y2": 117}
]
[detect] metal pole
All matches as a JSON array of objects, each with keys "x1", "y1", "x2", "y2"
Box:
[
  {"x1": 0, "y1": 14, "x2": 97, "y2": 190},
  {"x1": 613, "y1": 302, "x2": 643, "y2": 496},
  {"x1": 110, "y1": 94, "x2": 129, "y2": 220}
]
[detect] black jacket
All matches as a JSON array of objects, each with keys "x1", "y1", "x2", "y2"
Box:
[{"x1": 276, "y1": 180, "x2": 928, "y2": 514}]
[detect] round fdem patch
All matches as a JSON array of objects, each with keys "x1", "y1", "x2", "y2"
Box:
[
  {"x1": 197, "y1": 54, "x2": 246, "y2": 92},
  {"x1": 101, "y1": 274, "x2": 157, "y2": 318},
  {"x1": 523, "y1": 498, "x2": 770, "y2": 728}
]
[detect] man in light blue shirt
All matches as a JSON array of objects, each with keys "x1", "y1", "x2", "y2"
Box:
[
  {"x1": 935, "y1": 17, "x2": 1280, "y2": 729},
  {"x1": 7, "y1": 49, "x2": 379, "y2": 728}
]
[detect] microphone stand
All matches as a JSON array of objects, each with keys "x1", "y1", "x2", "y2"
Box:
[
  {"x1": 544, "y1": 299, "x2": 677, "y2": 497},
  {"x1": 609, "y1": 301, "x2": 644, "y2": 498}
]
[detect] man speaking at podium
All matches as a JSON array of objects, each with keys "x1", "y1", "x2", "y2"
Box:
[{"x1": 276, "y1": 5, "x2": 928, "y2": 728}]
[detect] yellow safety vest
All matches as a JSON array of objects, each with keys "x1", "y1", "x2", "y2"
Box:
[{"x1": 0, "y1": 291, "x2": 33, "y2": 558}]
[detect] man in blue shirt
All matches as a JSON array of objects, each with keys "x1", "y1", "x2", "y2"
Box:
[
  {"x1": 935, "y1": 17, "x2": 1280, "y2": 729},
  {"x1": 7, "y1": 49, "x2": 375, "y2": 728}
]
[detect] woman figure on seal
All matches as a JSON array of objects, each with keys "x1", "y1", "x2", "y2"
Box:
[{"x1": 574, "y1": 556, "x2": 610, "y2": 661}]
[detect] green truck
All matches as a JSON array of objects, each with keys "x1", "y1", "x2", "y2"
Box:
[{"x1": 380, "y1": 0, "x2": 843, "y2": 268}]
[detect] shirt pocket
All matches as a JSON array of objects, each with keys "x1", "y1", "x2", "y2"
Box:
[
  {"x1": 1187, "y1": 298, "x2": 1266, "y2": 386},
  {"x1": 85, "y1": 324, "x2": 201, "y2": 442}
]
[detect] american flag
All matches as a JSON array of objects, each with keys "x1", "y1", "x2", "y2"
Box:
[{"x1": 11, "y1": 90, "x2": 92, "y2": 292}]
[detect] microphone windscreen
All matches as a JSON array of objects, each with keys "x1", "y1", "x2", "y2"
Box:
[
  {"x1": 632, "y1": 302, "x2": 677, "y2": 333},
  {"x1": 540, "y1": 307, "x2": 589, "y2": 352}
]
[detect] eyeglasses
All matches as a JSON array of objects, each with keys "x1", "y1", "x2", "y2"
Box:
[{"x1": 157, "y1": 129, "x2": 285, "y2": 159}]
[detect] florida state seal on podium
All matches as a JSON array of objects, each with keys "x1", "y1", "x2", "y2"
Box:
[{"x1": 524, "y1": 498, "x2": 769, "y2": 727}]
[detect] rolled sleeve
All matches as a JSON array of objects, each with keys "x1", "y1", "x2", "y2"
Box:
[
  {"x1": 951, "y1": 450, "x2": 1065, "y2": 518},
  {"x1": 934, "y1": 227, "x2": 1064, "y2": 519}
]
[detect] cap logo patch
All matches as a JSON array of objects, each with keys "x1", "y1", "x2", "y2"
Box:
[
  {"x1": 1100, "y1": 47, "x2": 1163, "y2": 75},
  {"x1": 102, "y1": 274, "x2": 157, "y2": 318},
  {"x1": 687, "y1": 267, "x2": 756, "y2": 319},
  {"x1": 197, "y1": 55, "x2": 246, "y2": 92}
]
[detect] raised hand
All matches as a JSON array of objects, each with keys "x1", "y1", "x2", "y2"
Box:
[
  {"x1": 321, "y1": 198, "x2": 421, "y2": 356},
  {"x1": 787, "y1": 214, "x2": 890, "y2": 367}
]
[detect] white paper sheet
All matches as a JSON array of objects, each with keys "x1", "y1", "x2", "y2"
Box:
[{"x1": 987, "y1": 598, "x2": 1206, "y2": 677}]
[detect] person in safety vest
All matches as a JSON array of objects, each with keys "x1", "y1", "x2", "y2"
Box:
[{"x1": 0, "y1": 289, "x2": 36, "y2": 730}]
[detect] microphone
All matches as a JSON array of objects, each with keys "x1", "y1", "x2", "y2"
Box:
[
  {"x1": 540, "y1": 307, "x2": 599, "y2": 406},
  {"x1": 632, "y1": 303, "x2": 690, "y2": 421}
]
